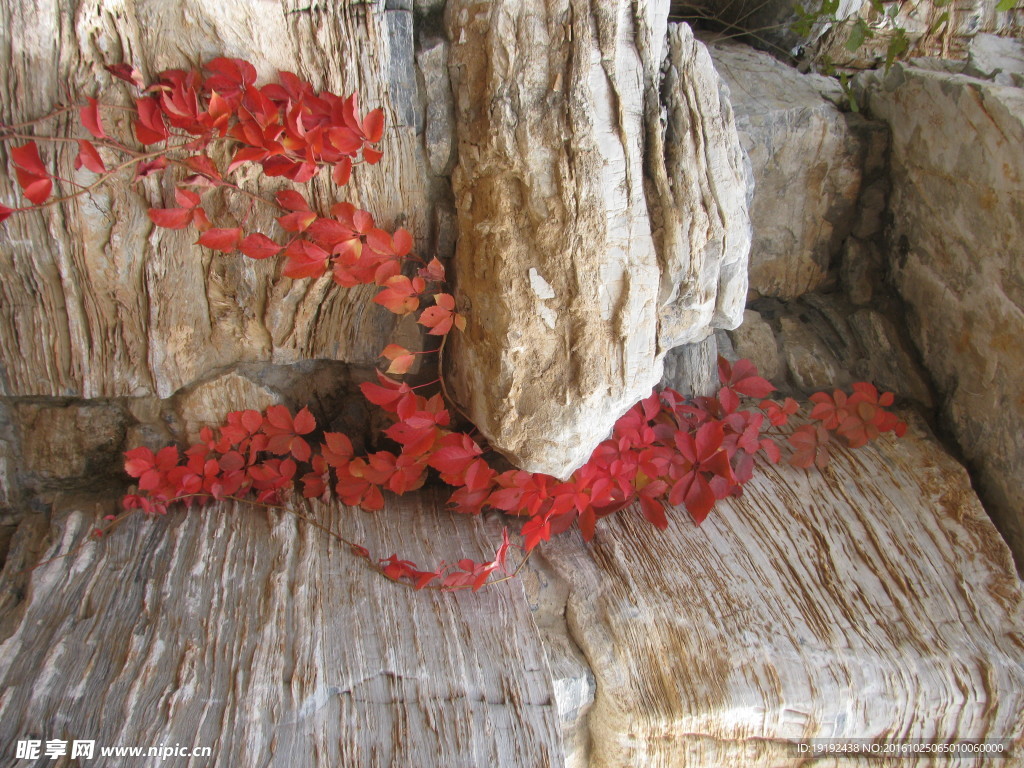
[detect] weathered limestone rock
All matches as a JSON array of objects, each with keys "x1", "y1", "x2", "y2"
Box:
[
  {"x1": 707, "y1": 40, "x2": 874, "y2": 300},
  {"x1": 4, "y1": 416, "x2": 1022, "y2": 767},
  {"x1": 0, "y1": 0, "x2": 432, "y2": 400},
  {"x1": 446, "y1": 4, "x2": 750, "y2": 477},
  {"x1": 536, "y1": 414, "x2": 1024, "y2": 766},
  {"x1": 968, "y1": 33, "x2": 1024, "y2": 87},
  {"x1": 734, "y1": 294, "x2": 934, "y2": 406},
  {"x1": 0, "y1": 493, "x2": 565, "y2": 767},
  {"x1": 13, "y1": 401, "x2": 128, "y2": 483},
  {"x1": 865, "y1": 63, "x2": 1024, "y2": 569}
]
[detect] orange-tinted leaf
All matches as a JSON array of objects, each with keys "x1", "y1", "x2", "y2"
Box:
[
  {"x1": 381, "y1": 344, "x2": 416, "y2": 375},
  {"x1": 197, "y1": 227, "x2": 242, "y2": 252},
  {"x1": 239, "y1": 233, "x2": 282, "y2": 260},
  {"x1": 277, "y1": 210, "x2": 317, "y2": 233},
  {"x1": 147, "y1": 207, "x2": 192, "y2": 229}
]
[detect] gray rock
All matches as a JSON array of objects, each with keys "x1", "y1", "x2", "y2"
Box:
[
  {"x1": 967, "y1": 33, "x2": 1024, "y2": 87},
  {"x1": 707, "y1": 40, "x2": 870, "y2": 300},
  {"x1": 416, "y1": 38, "x2": 455, "y2": 175},
  {"x1": 727, "y1": 309, "x2": 780, "y2": 382}
]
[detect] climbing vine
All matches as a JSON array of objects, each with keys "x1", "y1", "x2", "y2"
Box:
[{"x1": 1, "y1": 58, "x2": 906, "y2": 590}]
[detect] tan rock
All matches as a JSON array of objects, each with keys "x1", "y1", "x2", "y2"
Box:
[
  {"x1": 865, "y1": 63, "x2": 1024, "y2": 568},
  {"x1": 446, "y1": 5, "x2": 750, "y2": 477},
  {"x1": 536, "y1": 414, "x2": 1024, "y2": 766},
  {"x1": 0, "y1": 0, "x2": 432, "y2": 399}
]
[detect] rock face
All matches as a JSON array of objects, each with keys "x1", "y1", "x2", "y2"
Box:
[
  {"x1": 865, "y1": 62, "x2": 1024, "y2": 569},
  {"x1": 2, "y1": 418, "x2": 1022, "y2": 767},
  {"x1": 0, "y1": 0, "x2": 433, "y2": 400},
  {"x1": 706, "y1": 40, "x2": 882, "y2": 300},
  {"x1": 446, "y1": 4, "x2": 750, "y2": 477},
  {"x1": 0, "y1": 494, "x2": 566, "y2": 767},
  {"x1": 535, "y1": 415, "x2": 1024, "y2": 766}
]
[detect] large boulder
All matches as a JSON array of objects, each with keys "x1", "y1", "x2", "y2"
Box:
[
  {"x1": 446, "y1": 4, "x2": 750, "y2": 477},
  {"x1": 864, "y1": 62, "x2": 1024, "y2": 570},
  {"x1": 2, "y1": 417, "x2": 1021, "y2": 767},
  {"x1": 0, "y1": 1, "x2": 433, "y2": 400},
  {"x1": 706, "y1": 40, "x2": 883, "y2": 300}
]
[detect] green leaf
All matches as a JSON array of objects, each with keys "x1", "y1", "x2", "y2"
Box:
[
  {"x1": 845, "y1": 19, "x2": 869, "y2": 52},
  {"x1": 885, "y1": 27, "x2": 910, "y2": 71},
  {"x1": 996, "y1": 0, "x2": 1016, "y2": 10}
]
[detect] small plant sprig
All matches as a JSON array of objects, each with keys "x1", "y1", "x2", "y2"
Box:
[{"x1": 2, "y1": 58, "x2": 907, "y2": 591}]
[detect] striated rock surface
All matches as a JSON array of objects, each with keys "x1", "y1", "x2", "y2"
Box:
[
  {"x1": 3, "y1": 417, "x2": 1022, "y2": 766},
  {"x1": 865, "y1": 62, "x2": 1024, "y2": 569},
  {"x1": 0, "y1": 0, "x2": 432, "y2": 400},
  {"x1": 0, "y1": 493, "x2": 565, "y2": 767},
  {"x1": 446, "y1": 4, "x2": 750, "y2": 477},
  {"x1": 536, "y1": 414, "x2": 1024, "y2": 766},
  {"x1": 707, "y1": 40, "x2": 887, "y2": 301}
]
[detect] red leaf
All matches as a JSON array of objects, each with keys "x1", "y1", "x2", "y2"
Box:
[
  {"x1": 11, "y1": 142, "x2": 47, "y2": 177},
  {"x1": 363, "y1": 108, "x2": 385, "y2": 143},
  {"x1": 332, "y1": 157, "x2": 352, "y2": 186},
  {"x1": 283, "y1": 239, "x2": 329, "y2": 279},
  {"x1": 80, "y1": 96, "x2": 106, "y2": 139},
  {"x1": 293, "y1": 407, "x2": 316, "y2": 435},
  {"x1": 184, "y1": 155, "x2": 222, "y2": 182},
  {"x1": 278, "y1": 191, "x2": 309, "y2": 214},
  {"x1": 106, "y1": 63, "x2": 146, "y2": 88},
  {"x1": 238, "y1": 233, "x2": 282, "y2": 260},
  {"x1": 74, "y1": 139, "x2": 106, "y2": 173},
  {"x1": 227, "y1": 146, "x2": 269, "y2": 173},
  {"x1": 197, "y1": 227, "x2": 242, "y2": 252},
  {"x1": 639, "y1": 494, "x2": 668, "y2": 530},
  {"x1": 147, "y1": 207, "x2": 193, "y2": 229},
  {"x1": 0, "y1": 205, "x2": 13, "y2": 224},
  {"x1": 363, "y1": 147, "x2": 383, "y2": 165},
  {"x1": 16, "y1": 173, "x2": 53, "y2": 206}
]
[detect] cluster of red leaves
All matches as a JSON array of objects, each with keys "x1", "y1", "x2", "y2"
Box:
[
  {"x1": 121, "y1": 355, "x2": 906, "y2": 590},
  {"x1": 2, "y1": 58, "x2": 465, "y2": 333},
  {"x1": 4, "y1": 58, "x2": 908, "y2": 592},
  {"x1": 785, "y1": 382, "x2": 907, "y2": 469}
]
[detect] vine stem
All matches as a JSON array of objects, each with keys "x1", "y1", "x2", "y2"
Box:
[
  {"x1": 3, "y1": 147, "x2": 182, "y2": 213},
  {"x1": 26, "y1": 491, "x2": 530, "y2": 592}
]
